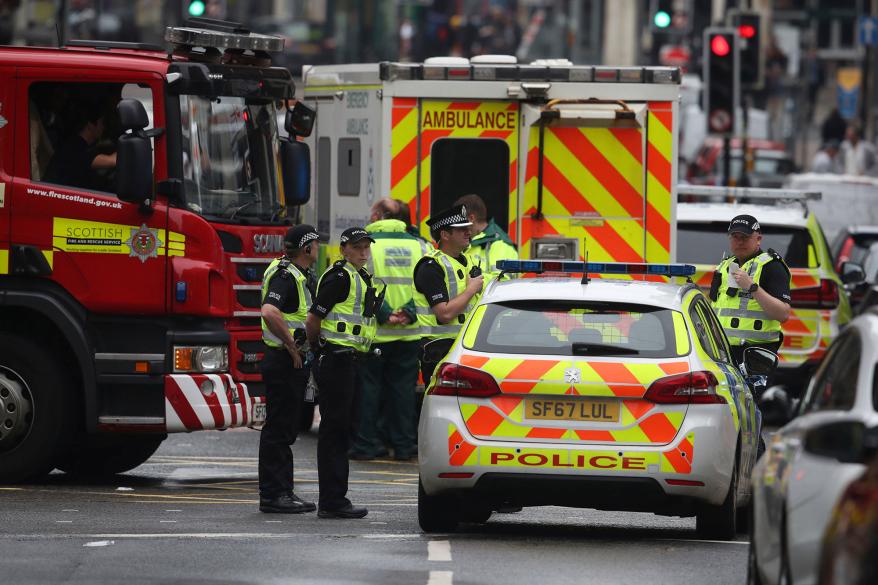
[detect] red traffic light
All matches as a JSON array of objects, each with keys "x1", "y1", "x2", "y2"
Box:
[
  {"x1": 738, "y1": 24, "x2": 756, "y2": 39},
  {"x1": 710, "y1": 34, "x2": 731, "y2": 57}
]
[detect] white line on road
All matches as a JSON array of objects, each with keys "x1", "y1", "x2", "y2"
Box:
[
  {"x1": 83, "y1": 541, "x2": 114, "y2": 547},
  {"x1": 62, "y1": 509, "x2": 79, "y2": 512},
  {"x1": 165, "y1": 510, "x2": 182, "y2": 513},
  {"x1": 427, "y1": 571, "x2": 453, "y2": 585},
  {"x1": 55, "y1": 521, "x2": 73, "y2": 524},
  {"x1": 159, "y1": 520, "x2": 177, "y2": 523},
  {"x1": 658, "y1": 538, "x2": 749, "y2": 546},
  {"x1": 428, "y1": 540, "x2": 452, "y2": 562},
  {"x1": 2, "y1": 532, "x2": 426, "y2": 540}
]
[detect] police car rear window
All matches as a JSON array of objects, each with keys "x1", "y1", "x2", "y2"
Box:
[
  {"x1": 677, "y1": 222, "x2": 813, "y2": 268},
  {"x1": 469, "y1": 301, "x2": 686, "y2": 358}
]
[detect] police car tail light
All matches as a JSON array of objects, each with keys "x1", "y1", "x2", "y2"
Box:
[
  {"x1": 429, "y1": 363, "x2": 501, "y2": 398},
  {"x1": 789, "y1": 279, "x2": 839, "y2": 310},
  {"x1": 644, "y1": 371, "x2": 725, "y2": 405},
  {"x1": 173, "y1": 345, "x2": 229, "y2": 373}
]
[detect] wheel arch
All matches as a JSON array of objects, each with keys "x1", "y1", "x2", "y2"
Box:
[{"x1": 0, "y1": 284, "x2": 95, "y2": 431}]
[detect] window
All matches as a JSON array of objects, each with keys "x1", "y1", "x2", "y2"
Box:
[
  {"x1": 689, "y1": 300, "x2": 722, "y2": 362},
  {"x1": 801, "y1": 333, "x2": 861, "y2": 414},
  {"x1": 431, "y1": 138, "x2": 509, "y2": 227},
  {"x1": 337, "y1": 138, "x2": 360, "y2": 196},
  {"x1": 29, "y1": 81, "x2": 152, "y2": 193},
  {"x1": 696, "y1": 299, "x2": 733, "y2": 364},
  {"x1": 470, "y1": 301, "x2": 685, "y2": 358},
  {"x1": 677, "y1": 222, "x2": 815, "y2": 268}
]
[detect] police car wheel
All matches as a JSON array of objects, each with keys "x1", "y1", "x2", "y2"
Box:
[
  {"x1": 57, "y1": 434, "x2": 165, "y2": 476},
  {"x1": 696, "y1": 461, "x2": 738, "y2": 541},
  {"x1": 418, "y1": 478, "x2": 459, "y2": 533},
  {"x1": 460, "y1": 500, "x2": 492, "y2": 524},
  {"x1": 0, "y1": 333, "x2": 74, "y2": 483}
]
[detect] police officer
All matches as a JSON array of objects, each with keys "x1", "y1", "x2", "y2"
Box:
[
  {"x1": 349, "y1": 199, "x2": 427, "y2": 461},
  {"x1": 258, "y1": 224, "x2": 321, "y2": 514},
  {"x1": 412, "y1": 205, "x2": 484, "y2": 382},
  {"x1": 454, "y1": 193, "x2": 518, "y2": 282},
  {"x1": 710, "y1": 214, "x2": 791, "y2": 364},
  {"x1": 305, "y1": 227, "x2": 378, "y2": 519}
]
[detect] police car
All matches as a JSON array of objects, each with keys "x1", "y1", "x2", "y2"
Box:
[{"x1": 418, "y1": 260, "x2": 773, "y2": 539}]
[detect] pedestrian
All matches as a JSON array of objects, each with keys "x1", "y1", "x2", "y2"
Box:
[
  {"x1": 412, "y1": 205, "x2": 484, "y2": 382},
  {"x1": 305, "y1": 227, "x2": 379, "y2": 519},
  {"x1": 710, "y1": 215, "x2": 791, "y2": 364},
  {"x1": 821, "y1": 108, "x2": 847, "y2": 145},
  {"x1": 349, "y1": 199, "x2": 427, "y2": 461},
  {"x1": 258, "y1": 224, "x2": 321, "y2": 514},
  {"x1": 840, "y1": 124, "x2": 877, "y2": 176},
  {"x1": 454, "y1": 193, "x2": 518, "y2": 282},
  {"x1": 811, "y1": 140, "x2": 842, "y2": 174}
]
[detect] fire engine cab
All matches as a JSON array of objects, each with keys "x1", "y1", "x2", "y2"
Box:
[
  {"x1": 0, "y1": 20, "x2": 313, "y2": 482},
  {"x1": 301, "y1": 56, "x2": 679, "y2": 265}
]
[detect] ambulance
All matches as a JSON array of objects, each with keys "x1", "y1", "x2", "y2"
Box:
[{"x1": 300, "y1": 56, "x2": 680, "y2": 265}]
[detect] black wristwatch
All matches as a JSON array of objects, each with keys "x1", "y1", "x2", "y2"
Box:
[{"x1": 748, "y1": 283, "x2": 759, "y2": 294}]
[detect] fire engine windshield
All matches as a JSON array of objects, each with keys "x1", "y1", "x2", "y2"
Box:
[{"x1": 180, "y1": 95, "x2": 283, "y2": 222}]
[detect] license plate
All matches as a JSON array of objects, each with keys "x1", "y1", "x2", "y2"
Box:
[
  {"x1": 252, "y1": 402, "x2": 267, "y2": 424},
  {"x1": 525, "y1": 398, "x2": 620, "y2": 422}
]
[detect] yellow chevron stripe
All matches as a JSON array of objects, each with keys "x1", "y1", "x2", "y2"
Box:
[
  {"x1": 0, "y1": 249, "x2": 8, "y2": 274},
  {"x1": 647, "y1": 111, "x2": 673, "y2": 158},
  {"x1": 585, "y1": 128, "x2": 644, "y2": 195},
  {"x1": 391, "y1": 108, "x2": 418, "y2": 158}
]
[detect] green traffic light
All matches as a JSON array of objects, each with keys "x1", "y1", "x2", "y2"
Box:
[
  {"x1": 188, "y1": 0, "x2": 206, "y2": 16},
  {"x1": 654, "y1": 10, "x2": 671, "y2": 28}
]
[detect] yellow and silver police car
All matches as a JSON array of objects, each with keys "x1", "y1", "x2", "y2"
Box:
[{"x1": 418, "y1": 260, "x2": 772, "y2": 539}]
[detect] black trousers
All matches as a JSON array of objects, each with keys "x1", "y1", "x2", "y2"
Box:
[
  {"x1": 258, "y1": 347, "x2": 307, "y2": 499},
  {"x1": 315, "y1": 347, "x2": 361, "y2": 511}
]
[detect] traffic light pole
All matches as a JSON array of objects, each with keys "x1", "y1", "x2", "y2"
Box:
[
  {"x1": 740, "y1": 94, "x2": 751, "y2": 187},
  {"x1": 723, "y1": 135, "x2": 732, "y2": 187}
]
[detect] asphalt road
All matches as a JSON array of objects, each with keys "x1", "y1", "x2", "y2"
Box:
[{"x1": 1, "y1": 425, "x2": 748, "y2": 585}]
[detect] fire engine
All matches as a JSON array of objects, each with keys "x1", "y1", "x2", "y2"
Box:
[
  {"x1": 300, "y1": 56, "x2": 679, "y2": 265},
  {"x1": 0, "y1": 20, "x2": 314, "y2": 482}
]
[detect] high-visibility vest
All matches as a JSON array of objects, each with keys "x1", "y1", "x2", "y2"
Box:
[
  {"x1": 468, "y1": 233, "x2": 519, "y2": 281},
  {"x1": 319, "y1": 261, "x2": 376, "y2": 352},
  {"x1": 712, "y1": 251, "x2": 787, "y2": 346},
  {"x1": 260, "y1": 257, "x2": 311, "y2": 348},
  {"x1": 365, "y1": 219, "x2": 430, "y2": 343},
  {"x1": 411, "y1": 248, "x2": 478, "y2": 340}
]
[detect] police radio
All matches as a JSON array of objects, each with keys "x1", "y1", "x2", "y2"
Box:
[
  {"x1": 469, "y1": 258, "x2": 483, "y2": 279},
  {"x1": 363, "y1": 280, "x2": 387, "y2": 319}
]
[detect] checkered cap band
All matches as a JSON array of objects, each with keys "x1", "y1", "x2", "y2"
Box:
[{"x1": 427, "y1": 204, "x2": 471, "y2": 230}]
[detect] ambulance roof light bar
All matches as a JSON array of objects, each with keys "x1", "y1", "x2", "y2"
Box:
[
  {"x1": 165, "y1": 24, "x2": 285, "y2": 54},
  {"x1": 379, "y1": 61, "x2": 681, "y2": 84},
  {"x1": 677, "y1": 185, "x2": 822, "y2": 201},
  {"x1": 496, "y1": 260, "x2": 696, "y2": 278}
]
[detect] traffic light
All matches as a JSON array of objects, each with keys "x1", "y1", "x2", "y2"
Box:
[
  {"x1": 703, "y1": 28, "x2": 739, "y2": 136},
  {"x1": 187, "y1": 0, "x2": 206, "y2": 17},
  {"x1": 650, "y1": 0, "x2": 673, "y2": 31},
  {"x1": 730, "y1": 10, "x2": 764, "y2": 89}
]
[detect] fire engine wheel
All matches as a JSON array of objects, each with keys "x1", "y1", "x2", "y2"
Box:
[
  {"x1": 0, "y1": 333, "x2": 73, "y2": 483},
  {"x1": 57, "y1": 434, "x2": 165, "y2": 477},
  {"x1": 696, "y1": 460, "x2": 738, "y2": 540},
  {"x1": 418, "y1": 478, "x2": 459, "y2": 533}
]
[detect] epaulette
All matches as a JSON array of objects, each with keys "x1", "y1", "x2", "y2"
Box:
[
  {"x1": 332, "y1": 259, "x2": 347, "y2": 269},
  {"x1": 767, "y1": 248, "x2": 791, "y2": 274},
  {"x1": 278, "y1": 257, "x2": 292, "y2": 269}
]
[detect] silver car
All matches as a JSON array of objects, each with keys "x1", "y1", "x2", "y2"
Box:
[
  {"x1": 748, "y1": 309, "x2": 878, "y2": 585},
  {"x1": 418, "y1": 261, "x2": 769, "y2": 539}
]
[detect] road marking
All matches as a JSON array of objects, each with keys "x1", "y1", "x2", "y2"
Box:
[
  {"x1": 165, "y1": 510, "x2": 182, "y2": 513},
  {"x1": 56, "y1": 520, "x2": 73, "y2": 523},
  {"x1": 0, "y1": 487, "x2": 23, "y2": 491},
  {"x1": 427, "y1": 571, "x2": 453, "y2": 585},
  {"x1": 62, "y1": 509, "x2": 79, "y2": 512},
  {"x1": 265, "y1": 521, "x2": 282, "y2": 524},
  {"x1": 84, "y1": 541, "x2": 114, "y2": 547},
  {"x1": 1, "y1": 532, "x2": 426, "y2": 540},
  {"x1": 428, "y1": 540, "x2": 452, "y2": 562},
  {"x1": 159, "y1": 520, "x2": 177, "y2": 523},
  {"x1": 658, "y1": 538, "x2": 749, "y2": 546}
]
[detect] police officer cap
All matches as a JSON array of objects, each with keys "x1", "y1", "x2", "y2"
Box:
[
  {"x1": 340, "y1": 226, "x2": 375, "y2": 246},
  {"x1": 285, "y1": 224, "x2": 321, "y2": 249},
  {"x1": 728, "y1": 214, "x2": 761, "y2": 235},
  {"x1": 426, "y1": 204, "x2": 473, "y2": 231}
]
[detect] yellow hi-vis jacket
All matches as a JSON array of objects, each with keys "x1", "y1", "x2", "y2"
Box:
[
  {"x1": 365, "y1": 219, "x2": 429, "y2": 343},
  {"x1": 412, "y1": 248, "x2": 478, "y2": 340},
  {"x1": 712, "y1": 252, "x2": 787, "y2": 346},
  {"x1": 260, "y1": 257, "x2": 311, "y2": 348},
  {"x1": 319, "y1": 261, "x2": 376, "y2": 352},
  {"x1": 466, "y1": 219, "x2": 519, "y2": 281}
]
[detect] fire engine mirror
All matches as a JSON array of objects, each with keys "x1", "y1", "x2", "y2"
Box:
[
  {"x1": 280, "y1": 139, "x2": 310, "y2": 206},
  {"x1": 285, "y1": 101, "x2": 316, "y2": 138},
  {"x1": 116, "y1": 100, "x2": 153, "y2": 204}
]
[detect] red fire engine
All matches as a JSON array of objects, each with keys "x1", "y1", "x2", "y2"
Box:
[{"x1": 0, "y1": 20, "x2": 313, "y2": 482}]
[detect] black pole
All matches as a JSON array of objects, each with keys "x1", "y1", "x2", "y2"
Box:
[
  {"x1": 740, "y1": 93, "x2": 751, "y2": 187},
  {"x1": 723, "y1": 135, "x2": 732, "y2": 187}
]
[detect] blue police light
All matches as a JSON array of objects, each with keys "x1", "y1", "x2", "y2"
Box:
[{"x1": 496, "y1": 260, "x2": 696, "y2": 277}]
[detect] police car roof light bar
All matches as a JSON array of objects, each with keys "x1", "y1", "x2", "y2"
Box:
[
  {"x1": 677, "y1": 185, "x2": 822, "y2": 201},
  {"x1": 495, "y1": 260, "x2": 696, "y2": 278}
]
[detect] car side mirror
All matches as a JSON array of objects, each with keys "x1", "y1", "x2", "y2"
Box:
[
  {"x1": 422, "y1": 338, "x2": 454, "y2": 365},
  {"x1": 803, "y1": 420, "x2": 874, "y2": 464},
  {"x1": 742, "y1": 346, "x2": 779, "y2": 377},
  {"x1": 285, "y1": 101, "x2": 316, "y2": 138},
  {"x1": 280, "y1": 139, "x2": 310, "y2": 206},
  {"x1": 116, "y1": 99, "x2": 153, "y2": 205},
  {"x1": 840, "y1": 261, "x2": 866, "y2": 285}
]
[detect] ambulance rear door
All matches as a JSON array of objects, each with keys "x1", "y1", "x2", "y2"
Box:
[{"x1": 518, "y1": 99, "x2": 675, "y2": 265}]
